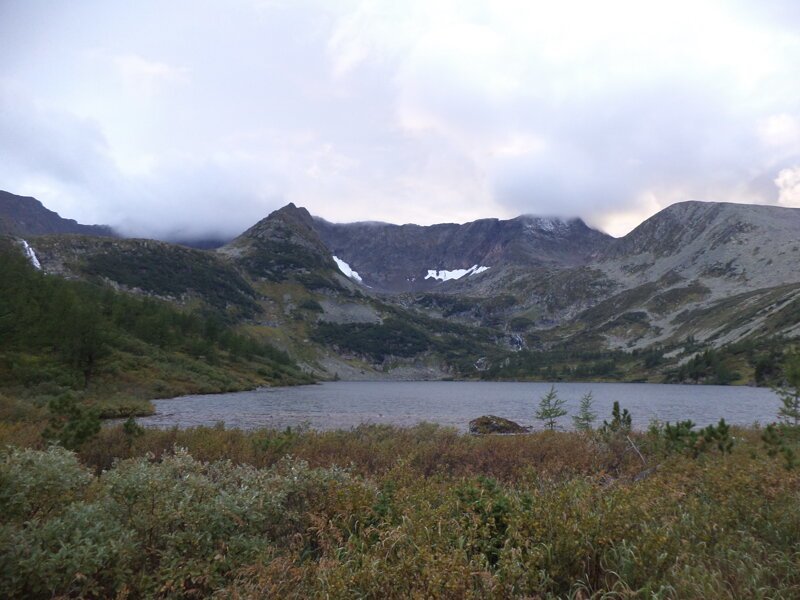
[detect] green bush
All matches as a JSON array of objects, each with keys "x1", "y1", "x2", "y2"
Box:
[
  {"x1": 1, "y1": 502, "x2": 136, "y2": 598},
  {"x1": 0, "y1": 446, "x2": 91, "y2": 523},
  {"x1": 0, "y1": 447, "x2": 375, "y2": 598}
]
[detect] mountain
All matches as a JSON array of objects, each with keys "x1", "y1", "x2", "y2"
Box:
[
  {"x1": 6, "y1": 192, "x2": 800, "y2": 386},
  {"x1": 576, "y1": 201, "x2": 800, "y2": 350},
  {"x1": 312, "y1": 214, "x2": 612, "y2": 292},
  {"x1": 0, "y1": 190, "x2": 116, "y2": 237},
  {"x1": 600, "y1": 200, "x2": 800, "y2": 292},
  {"x1": 218, "y1": 203, "x2": 363, "y2": 300}
]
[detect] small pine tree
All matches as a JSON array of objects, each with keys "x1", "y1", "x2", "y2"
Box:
[
  {"x1": 712, "y1": 418, "x2": 734, "y2": 454},
  {"x1": 572, "y1": 391, "x2": 597, "y2": 431},
  {"x1": 122, "y1": 416, "x2": 145, "y2": 451},
  {"x1": 535, "y1": 385, "x2": 568, "y2": 431},
  {"x1": 762, "y1": 423, "x2": 798, "y2": 470},
  {"x1": 602, "y1": 401, "x2": 632, "y2": 434},
  {"x1": 776, "y1": 354, "x2": 800, "y2": 427}
]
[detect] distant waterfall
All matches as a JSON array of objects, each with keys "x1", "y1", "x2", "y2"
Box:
[{"x1": 20, "y1": 239, "x2": 42, "y2": 270}]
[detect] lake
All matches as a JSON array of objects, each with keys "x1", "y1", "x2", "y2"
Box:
[{"x1": 136, "y1": 381, "x2": 782, "y2": 431}]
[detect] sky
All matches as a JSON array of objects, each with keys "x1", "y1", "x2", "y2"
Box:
[{"x1": 1, "y1": 0, "x2": 800, "y2": 239}]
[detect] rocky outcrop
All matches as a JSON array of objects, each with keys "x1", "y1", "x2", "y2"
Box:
[{"x1": 469, "y1": 415, "x2": 529, "y2": 434}]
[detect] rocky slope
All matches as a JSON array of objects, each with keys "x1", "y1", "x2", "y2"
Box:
[
  {"x1": 0, "y1": 190, "x2": 115, "y2": 237},
  {"x1": 29, "y1": 235, "x2": 259, "y2": 318},
  {"x1": 312, "y1": 214, "x2": 611, "y2": 292},
  {"x1": 600, "y1": 201, "x2": 800, "y2": 292},
  {"x1": 582, "y1": 201, "x2": 800, "y2": 349}
]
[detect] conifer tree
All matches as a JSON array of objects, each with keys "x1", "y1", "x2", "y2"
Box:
[
  {"x1": 602, "y1": 401, "x2": 632, "y2": 433},
  {"x1": 535, "y1": 385, "x2": 567, "y2": 431},
  {"x1": 572, "y1": 391, "x2": 597, "y2": 431}
]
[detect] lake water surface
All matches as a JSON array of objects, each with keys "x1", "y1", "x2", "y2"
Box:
[{"x1": 137, "y1": 381, "x2": 782, "y2": 431}]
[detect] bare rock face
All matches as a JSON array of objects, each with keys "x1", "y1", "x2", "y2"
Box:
[
  {"x1": 583, "y1": 201, "x2": 800, "y2": 349},
  {"x1": 469, "y1": 415, "x2": 529, "y2": 434},
  {"x1": 311, "y1": 214, "x2": 612, "y2": 292}
]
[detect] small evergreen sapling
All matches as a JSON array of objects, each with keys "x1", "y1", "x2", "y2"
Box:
[
  {"x1": 572, "y1": 391, "x2": 597, "y2": 431},
  {"x1": 602, "y1": 401, "x2": 632, "y2": 434},
  {"x1": 662, "y1": 418, "x2": 734, "y2": 457},
  {"x1": 762, "y1": 423, "x2": 798, "y2": 470},
  {"x1": 535, "y1": 385, "x2": 568, "y2": 431}
]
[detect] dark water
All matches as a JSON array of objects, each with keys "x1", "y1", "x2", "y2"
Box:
[{"x1": 136, "y1": 381, "x2": 782, "y2": 432}]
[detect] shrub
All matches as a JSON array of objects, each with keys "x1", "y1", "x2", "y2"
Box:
[
  {"x1": 0, "y1": 447, "x2": 376, "y2": 598},
  {"x1": 1, "y1": 425, "x2": 799, "y2": 597},
  {"x1": 0, "y1": 446, "x2": 91, "y2": 523},
  {"x1": 0, "y1": 502, "x2": 136, "y2": 599},
  {"x1": 456, "y1": 476, "x2": 512, "y2": 568},
  {"x1": 660, "y1": 419, "x2": 734, "y2": 458}
]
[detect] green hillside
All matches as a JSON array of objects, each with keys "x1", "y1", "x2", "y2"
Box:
[{"x1": 0, "y1": 240, "x2": 311, "y2": 418}]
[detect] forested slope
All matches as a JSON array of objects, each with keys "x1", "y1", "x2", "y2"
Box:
[{"x1": 0, "y1": 240, "x2": 311, "y2": 417}]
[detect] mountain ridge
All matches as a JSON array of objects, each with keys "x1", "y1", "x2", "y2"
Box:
[
  {"x1": 4, "y1": 190, "x2": 800, "y2": 385},
  {"x1": 0, "y1": 190, "x2": 116, "y2": 238},
  {"x1": 311, "y1": 213, "x2": 613, "y2": 292}
]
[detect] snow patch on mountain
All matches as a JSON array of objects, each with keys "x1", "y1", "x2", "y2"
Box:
[
  {"x1": 425, "y1": 265, "x2": 490, "y2": 282},
  {"x1": 333, "y1": 256, "x2": 362, "y2": 282},
  {"x1": 20, "y1": 239, "x2": 41, "y2": 270}
]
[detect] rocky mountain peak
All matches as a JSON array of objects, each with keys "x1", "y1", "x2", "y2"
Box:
[
  {"x1": 230, "y1": 203, "x2": 322, "y2": 249},
  {"x1": 270, "y1": 202, "x2": 315, "y2": 228},
  {"x1": 220, "y1": 202, "x2": 342, "y2": 287},
  {"x1": 517, "y1": 215, "x2": 572, "y2": 233}
]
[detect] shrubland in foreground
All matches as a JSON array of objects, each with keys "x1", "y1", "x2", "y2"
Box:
[{"x1": 2, "y1": 418, "x2": 799, "y2": 598}]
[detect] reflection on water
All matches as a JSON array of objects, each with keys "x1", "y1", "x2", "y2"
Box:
[{"x1": 136, "y1": 381, "x2": 782, "y2": 432}]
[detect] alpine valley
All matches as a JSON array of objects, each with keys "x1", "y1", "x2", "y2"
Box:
[{"x1": 2, "y1": 189, "x2": 800, "y2": 414}]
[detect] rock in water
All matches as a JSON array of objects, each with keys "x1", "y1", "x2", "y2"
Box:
[{"x1": 469, "y1": 415, "x2": 529, "y2": 435}]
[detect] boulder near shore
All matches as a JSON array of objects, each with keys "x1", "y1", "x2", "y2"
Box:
[{"x1": 469, "y1": 415, "x2": 530, "y2": 435}]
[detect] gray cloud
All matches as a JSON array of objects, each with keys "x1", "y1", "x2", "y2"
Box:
[{"x1": 1, "y1": 0, "x2": 800, "y2": 238}]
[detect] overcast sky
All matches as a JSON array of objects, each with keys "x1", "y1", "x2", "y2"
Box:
[{"x1": 2, "y1": 1, "x2": 800, "y2": 239}]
